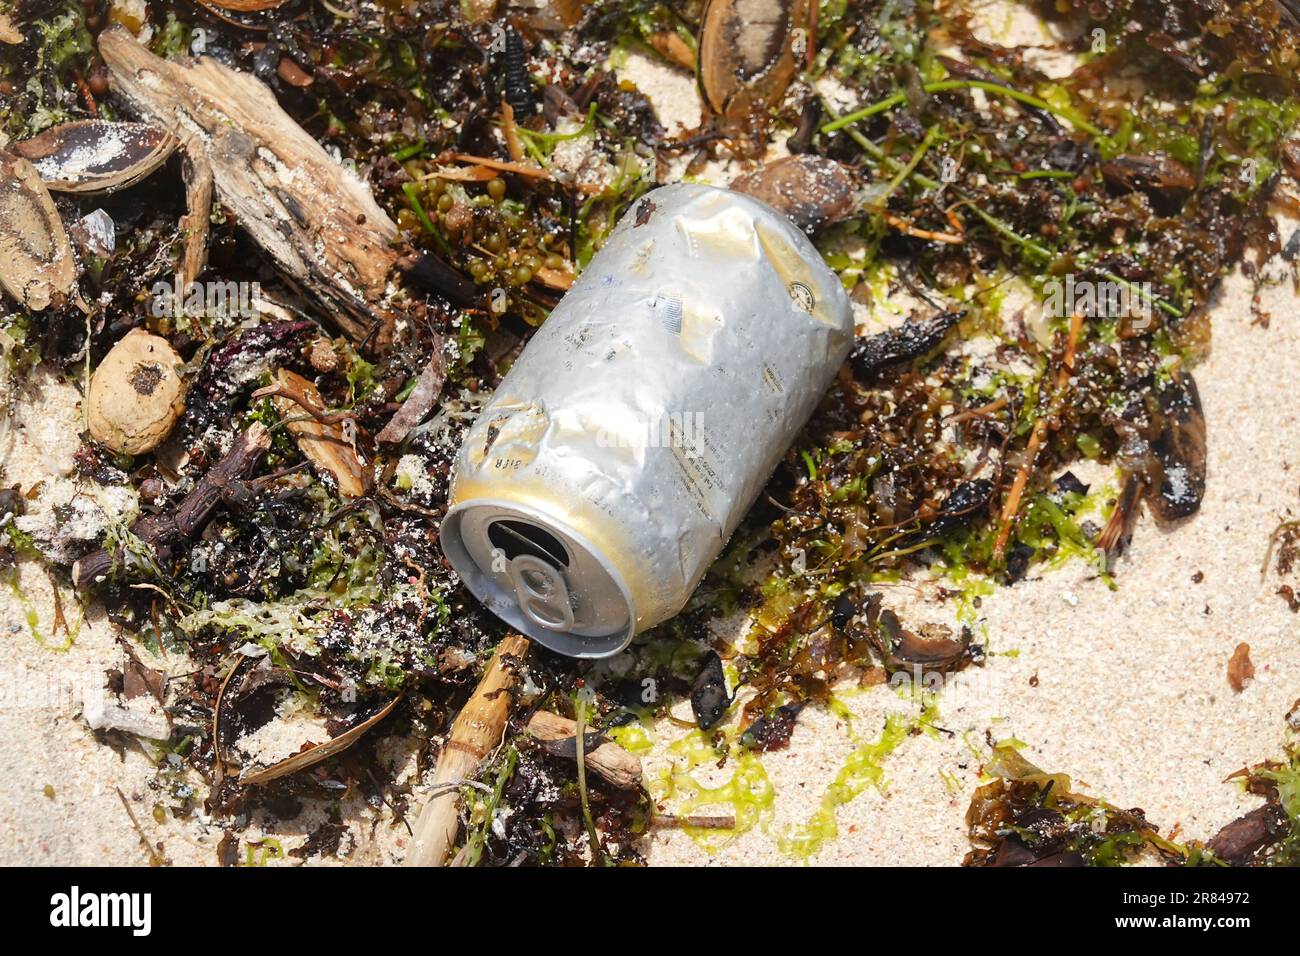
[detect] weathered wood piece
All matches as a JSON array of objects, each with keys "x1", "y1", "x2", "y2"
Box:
[
  {"x1": 99, "y1": 25, "x2": 402, "y2": 346},
  {"x1": 264, "y1": 369, "x2": 368, "y2": 497},
  {"x1": 525, "y1": 709, "x2": 643, "y2": 789}
]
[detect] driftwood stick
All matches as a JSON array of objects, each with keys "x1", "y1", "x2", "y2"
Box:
[
  {"x1": 526, "y1": 710, "x2": 643, "y2": 789},
  {"x1": 98, "y1": 25, "x2": 402, "y2": 347},
  {"x1": 178, "y1": 149, "x2": 214, "y2": 288},
  {"x1": 72, "y1": 422, "x2": 271, "y2": 587},
  {"x1": 404, "y1": 634, "x2": 530, "y2": 867}
]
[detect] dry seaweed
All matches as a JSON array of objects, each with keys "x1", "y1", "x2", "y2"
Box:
[{"x1": 964, "y1": 744, "x2": 1178, "y2": 866}]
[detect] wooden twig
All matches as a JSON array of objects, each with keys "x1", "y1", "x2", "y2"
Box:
[
  {"x1": 404, "y1": 634, "x2": 530, "y2": 867},
  {"x1": 116, "y1": 786, "x2": 166, "y2": 866},
  {"x1": 650, "y1": 814, "x2": 737, "y2": 830},
  {"x1": 526, "y1": 710, "x2": 643, "y2": 789},
  {"x1": 429, "y1": 164, "x2": 499, "y2": 182},
  {"x1": 72, "y1": 423, "x2": 271, "y2": 587},
  {"x1": 884, "y1": 212, "x2": 964, "y2": 244},
  {"x1": 178, "y1": 150, "x2": 213, "y2": 287},
  {"x1": 250, "y1": 385, "x2": 356, "y2": 426},
  {"x1": 944, "y1": 395, "x2": 1009, "y2": 425},
  {"x1": 806, "y1": 0, "x2": 818, "y2": 70}
]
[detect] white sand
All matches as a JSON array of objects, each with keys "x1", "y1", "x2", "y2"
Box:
[{"x1": 2, "y1": 10, "x2": 1297, "y2": 866}]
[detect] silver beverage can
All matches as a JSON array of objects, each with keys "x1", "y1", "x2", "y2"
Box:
[{"x1": 441, "y1": 183, "x2": 854, "y2": 657}]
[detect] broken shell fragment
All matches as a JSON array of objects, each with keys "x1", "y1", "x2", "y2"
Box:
[
  {"x1": 649, "y1": 31, "x2": 696, "y2": 71},
  {"x1": 1149, "y1": 370, "x2": 1206, "y2": 521},
  {"x1": 12, "y1": 120, "x2": 178, "y2": 195},
  {"x1": 239, "y1": 694, "x2": 402, "y2": 786},
  {"x1": 69, "y1": 208, "x2": 117, "y2": 260},
  {"x1": 698, "y1": 0, "x2": 809, "y2": 117},
  {"x1": 1100, "y1": 152, "x2": 1196, "y2": 199},
  {"x1": 730, "y1": 155, "x2": 857, "y2": 232},
  {"x1": 87, "y1": 329, "x2": 187, "y2": 455},
  {"x1": 0, "y1": 150, "x2": 78, "y2": 311}
]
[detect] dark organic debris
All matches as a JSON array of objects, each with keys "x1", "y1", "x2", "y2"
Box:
[
  {"x1": 965, "y1": 745, "x2": 1169, "y2": 867},
  {"x1": 1206, "y1": 805, "x2": 1289, "y2": 865},
  {"x1": 1150, "y1": 371, "x2": 1206, "y2": 521},
  {"x1": 740, "y1": 701, "x2": 804, "y2": 751},
  {"x1": 848, "y1": 310, "x2": 963, "y2": 380},
  {"x1": 72, "y1": 423, "x2": 272, "y2": 588},
  {"x1": 690, "y1": 650, "x2": 733, "y2": 730}
]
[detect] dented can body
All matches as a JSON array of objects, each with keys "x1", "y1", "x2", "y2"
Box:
[{"x1": 441, "y1": 183, "x2": 854, "y2": 657}]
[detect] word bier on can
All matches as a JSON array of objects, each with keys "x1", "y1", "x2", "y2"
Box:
[{"x1": 442, "y1": 183, "x2": 853, "y2": 658}]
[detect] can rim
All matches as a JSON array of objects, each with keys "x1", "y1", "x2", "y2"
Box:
[{"x1": 441, "y1": 497, "x2": 638, "y2": 659}]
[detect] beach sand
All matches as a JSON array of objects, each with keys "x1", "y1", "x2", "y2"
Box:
[{"x1": 1, "y1": 11, "x2": 1297, "y2": 866}]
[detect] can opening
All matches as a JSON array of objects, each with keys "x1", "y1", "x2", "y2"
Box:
[
  {"x1": 487, "y1": 519, "x2": 569, "y2": 569},
  {"x1": 440, "y1": 500, "x2": 636, "y2": 658}
]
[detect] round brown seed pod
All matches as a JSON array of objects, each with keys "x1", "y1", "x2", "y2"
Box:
[{"x1": 86, "y1": 329, "x2": 186, "y2": 454}]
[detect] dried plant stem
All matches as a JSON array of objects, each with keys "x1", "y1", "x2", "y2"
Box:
[
  {"x1": 500, "y1": 102, "x2": 525, "y2": 162},
  {"x1": 404, "y1": 634, "x2": 529, "y2": 867},
  {"x1": 451, "y1": 153, "x2": 553, "y2": 179},
  {"x1": 821, "y1": 79, "x2": 1102, "y2": 137},
  {"x1": 574, "y1": 694, "x2": 602, "y2": 861},
  {"x1": 884, "y1": 212, "x2": 964, "y2": 244},
  {"x1": 993, "y1": 310, "x2": 1085, "y2": 560}
]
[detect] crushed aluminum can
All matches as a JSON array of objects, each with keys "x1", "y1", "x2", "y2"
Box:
[{"x1": 441, "y1": 183, "x2": 854, "y2": 657}]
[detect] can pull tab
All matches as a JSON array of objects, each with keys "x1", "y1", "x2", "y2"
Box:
[{"x1": 507, "y1": 554, "x2": 575, "y2": 632}]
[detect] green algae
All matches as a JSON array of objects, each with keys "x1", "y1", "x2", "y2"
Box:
[
  {"x1": 774, "y1": 701, "x2": 941, "y2": 860},
  {"x1": 636, "y1": 690, "x2": 940, "y2": 861},
  {"x1": 653, "y1": 727, "x2": 776, "y2": 852}
]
